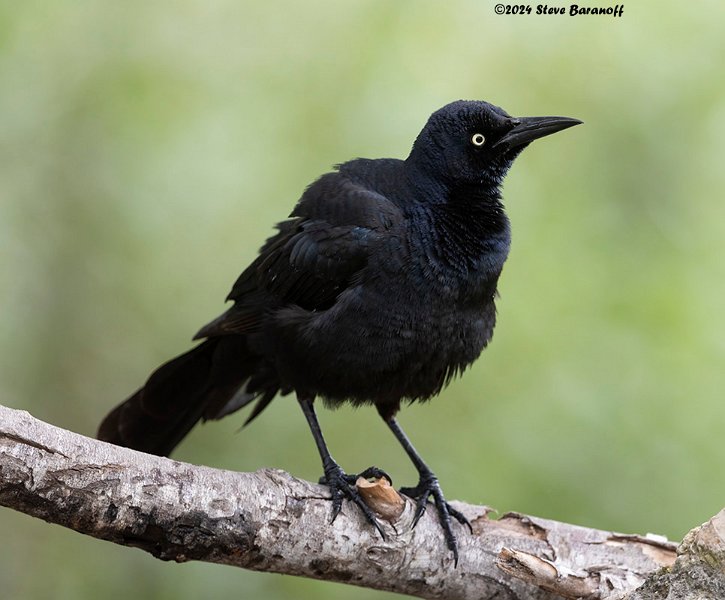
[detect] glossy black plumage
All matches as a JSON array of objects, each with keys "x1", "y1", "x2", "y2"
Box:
[{"x1": 98, "y1": 100, "x2": 580, "y2": 563}]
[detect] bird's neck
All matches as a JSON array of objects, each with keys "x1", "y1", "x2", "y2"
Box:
[
  {"x1": 401, "y1": 161, "x2": 511, "y2": 275},
  {"x1": 425, "y1": 182, "x2": 511, "y2": 277},
  {"x1": 444, "y1": 181, "x2": 509, "y2": 233}
]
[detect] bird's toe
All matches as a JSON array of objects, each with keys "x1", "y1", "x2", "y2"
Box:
[
  {"x1": 320, "y1": 465, "x2": 387, "y2": 539},
  {"x1": 399, "y1": 472, "x2": 467, "y2": 566}
]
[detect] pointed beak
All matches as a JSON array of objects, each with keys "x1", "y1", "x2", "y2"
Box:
[{"x1": 492, "y1": 115, "x2": 582, "y2": 152}]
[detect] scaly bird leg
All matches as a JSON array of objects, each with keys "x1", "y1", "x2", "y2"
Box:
[
  {"x1": 383, "y1": 415, "x2": 472, "y2": 566},
  {"x1": 297, "y1": 395, "x2": 387, "y2": 538}
]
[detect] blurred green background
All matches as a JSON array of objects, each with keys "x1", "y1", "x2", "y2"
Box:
[{"x1": 2, "y1": 1, "x2": 724, "y2": 598}]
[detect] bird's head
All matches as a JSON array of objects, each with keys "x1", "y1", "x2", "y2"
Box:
[{"x1": 408, "y1": 100, "x2": 581, "y2": 189}]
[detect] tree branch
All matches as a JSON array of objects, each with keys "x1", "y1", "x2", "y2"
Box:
[{"x1": 0, "y1": 404, "x2": 721, "y2": 599}]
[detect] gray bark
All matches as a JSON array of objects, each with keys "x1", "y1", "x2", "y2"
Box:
[{"x1": 1, "y1": 404, "x2": 722, "y2": 599}]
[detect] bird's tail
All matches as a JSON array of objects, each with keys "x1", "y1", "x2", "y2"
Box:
[{"x1": 98, "y1": 337, "x2": 273, "y2": 456}]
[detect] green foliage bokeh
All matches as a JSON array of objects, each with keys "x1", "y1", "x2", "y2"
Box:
[{"x1": 2, "y1": 2, "x2": 725, "y2": 599}]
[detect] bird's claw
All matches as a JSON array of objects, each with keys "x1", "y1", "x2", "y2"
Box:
[
  {"x1": 400, "y1": 471, "x2": 471, "y2": 566},
  {"x1": 352, "y1": 466, "x2": 393, "y2": 485},
  {"x1": 319, "y1": 464, "x2": 387, "y2": 539}
]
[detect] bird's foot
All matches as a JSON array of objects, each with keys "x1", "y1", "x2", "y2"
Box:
[
  {"x1": 319, "y1": 463, "x2": 388, "y2": 539},
  {"x1": 400, "y1": 470, "x2": 472, "y2": 565}
]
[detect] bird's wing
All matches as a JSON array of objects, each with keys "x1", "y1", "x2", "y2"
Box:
[{"x1": 194, "y1": 173, "x2": 401, "y2": 339}]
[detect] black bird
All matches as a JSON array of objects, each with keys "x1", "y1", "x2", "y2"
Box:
[{"x1": 98, "y1": 100, "x2": 580, "y2": 563}]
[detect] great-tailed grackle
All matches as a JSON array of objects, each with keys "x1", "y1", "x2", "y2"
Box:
[{"x1": 98, "y1": 100, "x2": 580, "y2": 563}]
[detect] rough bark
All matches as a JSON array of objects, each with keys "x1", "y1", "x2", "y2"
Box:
[{"x1": 0, "y1": 404, "x2": 722, "y2": 599}]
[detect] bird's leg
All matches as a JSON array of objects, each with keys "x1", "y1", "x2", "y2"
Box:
[
  {"x1": 383, "y1": 416, "x2": 472, "y2": 565},
  {"x1": 297, "y1": 395, "x2": 386, "y2": 538}
]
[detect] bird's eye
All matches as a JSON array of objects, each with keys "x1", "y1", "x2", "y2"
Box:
[{"x1": 470, "y1": 133, "x2": 486, "y2": 147}]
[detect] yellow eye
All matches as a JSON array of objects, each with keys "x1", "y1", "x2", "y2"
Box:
[{"x1": 471, "y1": 133, "x2": 486, "y2": 147}]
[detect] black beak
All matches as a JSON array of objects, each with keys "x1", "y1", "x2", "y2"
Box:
[{"x1": 493, "y1": 115, "x2": 582, "y2": 152}]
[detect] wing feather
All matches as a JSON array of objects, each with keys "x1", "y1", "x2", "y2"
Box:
[{"x1": 195, "y1": 172, "x2": 402, "y2": 339}]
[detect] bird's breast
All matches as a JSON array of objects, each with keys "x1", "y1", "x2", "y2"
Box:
[{"x1": 263, "y1": 225, "x2": 506, "y2": 405}]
